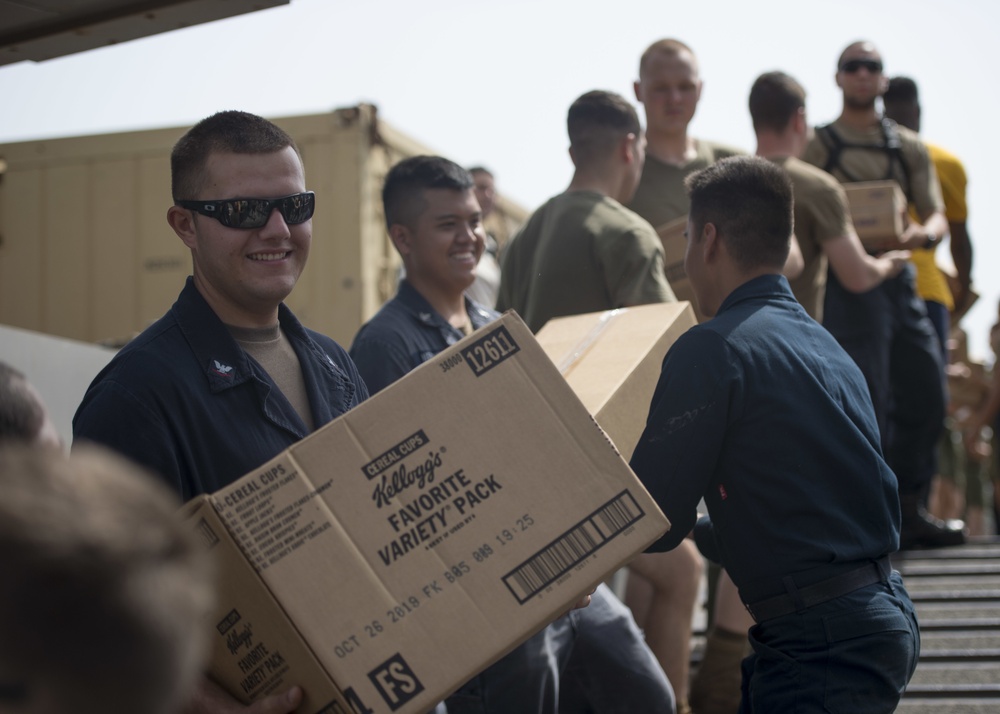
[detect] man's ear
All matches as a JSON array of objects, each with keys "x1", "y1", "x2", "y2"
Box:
[
  {"x1": 793, "y1": 107, "x2": 807, "y2": 135},
  {"x1": 622, "y1": 133, "x2": 639, "y2": 164},
  {"x1": 389, "y1": 223, "x2": 413, "y2": 256},
  {"x1": 702, "y1": 222, "x2": 720, "y2": 262},
  {"x1": 167, "y1": 205, "x2": 197, "y2": 250},
  {"x1": 633, "y1": 79, "x2": 644, "y2": 103}
]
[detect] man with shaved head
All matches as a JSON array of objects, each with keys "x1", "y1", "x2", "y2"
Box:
[
  {"x1": 804, "y1": 41, "x2": 960, "y2": 549},
  {"x1": 629, "y1": 39, "x2": 744, "y2": 228}
]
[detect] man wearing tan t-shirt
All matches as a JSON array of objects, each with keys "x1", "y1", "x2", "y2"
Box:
[
  {"x1": 750, "y1": 71, "x2": 909, "y2": 322},
  {"x1": 803, "y1": 40, "x2": 961, "y2": 550},
  {"x1": 628, "y1": 39, "x2": 744, "y2": 230},
  {"x1": 625, "y1": 39, "x2": 747, "y2": 714}
]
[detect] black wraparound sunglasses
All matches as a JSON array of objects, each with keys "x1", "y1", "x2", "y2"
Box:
[
  {"x1": 839, "y1": 59, "x2": 883, "y2": 74},
  {"x1": 177, "y1": 191, "x2": 315, "y2": 229}
]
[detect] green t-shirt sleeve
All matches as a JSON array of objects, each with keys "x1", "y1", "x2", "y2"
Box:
[{"x1": 596, "y1": 224, "x2": 676, "y2": 307}]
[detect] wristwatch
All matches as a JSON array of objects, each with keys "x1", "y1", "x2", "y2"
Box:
[{"x1": 923, "y1": 230, "x2": 940, "y2": 249}]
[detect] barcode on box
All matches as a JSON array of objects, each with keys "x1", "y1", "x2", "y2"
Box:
[{"x1": 502, "y1": 491, "x2": 645, "y2": 603}]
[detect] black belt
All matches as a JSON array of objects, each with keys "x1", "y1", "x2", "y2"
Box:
[{"x1": 744, "y1": 557, "x2": 892, "y2": 623}]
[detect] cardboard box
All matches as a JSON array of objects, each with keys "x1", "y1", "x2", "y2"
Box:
[
  {"x1": 185, "y1": 312, "x2": 669, "y2": 714},
  {"x1": 843, "y1": 180, "x2": 906, "y2": 249},
  {"x1": 535, "y1": 303, "x2": 697, "y2": 460},
  {"x1": 656, "y1": 216, "x2": 708, "y2": 322}
]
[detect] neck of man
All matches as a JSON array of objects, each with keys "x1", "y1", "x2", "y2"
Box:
[
  {"x1": 644, "y1": 129, "x2": 695, "y2": 166},
  {"x1": 405, "y1": 276, "x2": 470, "y2": 331},
  {"x1": 194, "y1": 276, "x2": 280, "y2": 329},
  {"x1": 567, "y1": 165, "x2": 626, "y2": 203},
  {"x1": 837, "y1": 100, "x2": 880, "y2": 132},
  {"x1": 755, "y1": 130, "x2": 798, "y2": 161}
]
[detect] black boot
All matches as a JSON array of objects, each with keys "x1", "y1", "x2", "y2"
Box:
[{"x1": 899, "y1": 492, "x2": 966, "y2": 550}]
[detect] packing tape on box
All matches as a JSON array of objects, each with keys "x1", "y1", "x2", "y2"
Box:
[{"x1": 556, "y1": 308, "x2": 626, "y2": 376}]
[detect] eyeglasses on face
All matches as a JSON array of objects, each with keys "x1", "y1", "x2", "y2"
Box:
[
  {"x1": 177, "y1": 191, "x2": 315, "y2": 229},
  {"x1": 839, "y1": 59, "x2": 883, "y2": 74}
]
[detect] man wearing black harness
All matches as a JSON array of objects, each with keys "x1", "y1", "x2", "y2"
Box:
[
  {"x1": 629, "y1": 156, "x2": 919, "y2": 712},
  {"x1": 802, "y1": 40, "x2": 962, "y2": 549}
]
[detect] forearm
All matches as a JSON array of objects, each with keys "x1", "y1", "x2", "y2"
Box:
[{"x1": 949, "y1": 222, "x2": 973, "y2": 288}]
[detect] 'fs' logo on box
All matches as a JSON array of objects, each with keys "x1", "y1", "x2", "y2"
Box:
[{"x1": 368, "y1": 653, "x2": 424, "y2": 711}]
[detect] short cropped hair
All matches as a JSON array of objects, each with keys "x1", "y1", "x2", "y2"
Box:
[
  {"x1": 884, "y1": 76, "x2": 919, "y2": 105},
  {"x1": 749, "y1": 71, "x2": 806, "y2": 133},
  {"x1": 837, "y1": 40, "x2": 878, "y2": 70},
  {"x1": 685, "y1": 156, "x2": 793, "y2": 272},
  {"x1": 382, "y1": 155, "x2": 474, "y2": 229},
  {"x1": 171, "y1": 110, "x2": 299, "y2": 202},
  {"x1": 0, "y1": 362, "x2": 43, "y2": 443},
  {"x1": 0, "y1": 445, "x2": 214, "y2": 714},
  {"x1": 638, "y1": 38, "x2": 696, "y2": 77},
  {"x1": 567, "y1": 90, "x2": 641, "y2": 166},
  {"x1": 467, "y1": 166, "x2": 494, "y2": 179}
]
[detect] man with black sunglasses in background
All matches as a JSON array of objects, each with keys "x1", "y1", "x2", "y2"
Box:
[
  {"x1": 803, "y1": 41, "x2": 962, "y2": 550},
  {"x1": 74, "y1": 110, "x2": 369, "y2": 714}
]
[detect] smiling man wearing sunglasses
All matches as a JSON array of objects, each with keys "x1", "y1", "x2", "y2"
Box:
[{"x1": 74, "y1": 111, "x2": 369, "y2": 714}]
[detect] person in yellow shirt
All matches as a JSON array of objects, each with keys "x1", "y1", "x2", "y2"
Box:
[{"x1": 883, "y1": 75, "x2": 975, "y2": 353}]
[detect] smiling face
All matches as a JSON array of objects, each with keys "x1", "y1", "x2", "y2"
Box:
[
  {"x1": 394, "y1": 188, "x2": 485, "y2": 298},
  {"x1": 634, "y1": 48, "x2": 702, "y2": 138},
  {"x1": 166, "y1": 147, "x2": 310, "y2": 327}
]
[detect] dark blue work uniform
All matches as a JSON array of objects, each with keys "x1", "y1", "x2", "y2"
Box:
[
  {"x1": 349, "y1": 279, "x2": 497, "y2": 394},
  {"x1": 349, "y1": 279, "x2": 676, "y2": 714},
  {"x1": 73, "y1": 277, "x2": 368, "y2": 501},
  {"x1": 630, "y1": 275, "x2": 919, "y2": 713}
]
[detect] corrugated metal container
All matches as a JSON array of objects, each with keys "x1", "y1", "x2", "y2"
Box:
[{"x1": 0, "y1": 104, "x2": 526, "y2": 346}]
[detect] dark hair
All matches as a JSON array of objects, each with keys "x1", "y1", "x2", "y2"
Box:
[
  {"x1": 170, "y1": 110, "x2": 299, "y2": 201},
  {"x1": 884, "y1": 76, "x2": 919, "y2": 104},
  {"x1": 638, "y1": 38, "x2": 696, "y2": 77},
  {"x1": 749, "y1": 71, "x2": 806, "y2": 133},
  {"x1": 566, "y1": 90, "x2": 641, "y2": 165},
  {"x1": 467, "y1": 166, "x2": 494, "y2": 178},
  {"x1": 685, "y1": 156, "x2": 793, "y2": 272},
  {"x1": 0, "y1": 362, "x2": 44, "y2": 443},
  {"x1": 382, "y1": 155, "x2": 474, "y2": 229}
]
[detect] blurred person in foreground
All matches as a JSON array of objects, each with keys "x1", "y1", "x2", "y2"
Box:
[
  {"x1": 0, "y1": 444, "x2": 213, "y2": 714},
  {"x1": 629, "y1": 156, "x2": 918, "y2": 712},
  {"x1": 0, "y1": 361, "x2": 61, "y2": 448}
]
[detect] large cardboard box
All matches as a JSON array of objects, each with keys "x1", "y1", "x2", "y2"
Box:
[
  {"x1": 185, "y1": 312, "x2": 669, "y2": 714},
  {"x1": 843, "y1": 180, "x2": 906, "y2": 249},
  {"x1": 535, "y1": 303, "x2": 697, "y2": 460},
  {"x1": 656, "y1": 216, "x2": 708, "y2": 322}
]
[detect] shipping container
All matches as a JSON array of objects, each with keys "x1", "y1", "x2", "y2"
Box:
[{"x1": 0, "y1": 104, "x2": 527, "y2": 347}]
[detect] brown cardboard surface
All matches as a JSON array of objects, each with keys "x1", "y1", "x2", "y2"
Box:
[
  {"x1": 534, "y1": 303, "x2": 697, "y2": 460},
  {"x1": 181, "y1": 499, "x2": 355, "y2": 713},
  {"x1": 843, "y1": 180, "x2": 906, "y2": 249},
  {"x1": 194, "y1": 312, "x2": 669, "y2": 714},
  {"x1": 656, "y1": 216, "x2": 708, "y2": 322}
]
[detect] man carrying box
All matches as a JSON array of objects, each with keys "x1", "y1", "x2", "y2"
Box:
[
  {"x1": 73, "y1": 111, "x2": 370, "y2": 714},
  {"x1": 630, "y1": 155, "x2": 919, "y2": 712},
  {"x1": 749, "y1": 71, "x2": 910, "y2": 322},
  {"x1": 351, "y1": 155, "x2": 676, "y2": 714},
  {"x1": 803, "y1": 40, "x2": 961, "y2": 549}
]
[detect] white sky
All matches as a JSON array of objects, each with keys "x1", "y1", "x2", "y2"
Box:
[{"x1": 1, "y1": 0, "x2": 996, "y2": 359}]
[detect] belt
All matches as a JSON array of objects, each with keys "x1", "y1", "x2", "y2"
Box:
[{"x1": 744, "y1": 556, "x2": 892, "y2": 623}]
